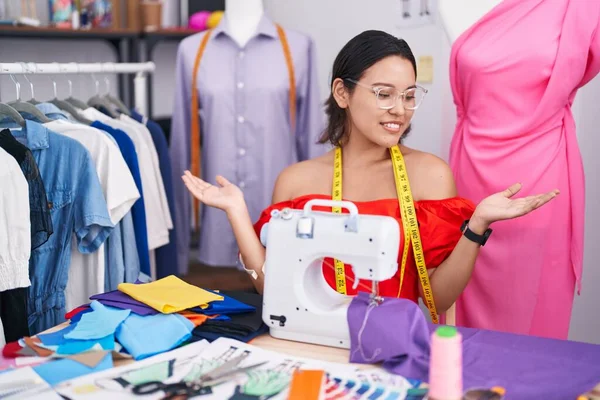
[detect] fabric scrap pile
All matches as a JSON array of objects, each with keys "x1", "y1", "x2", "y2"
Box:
[{"x1": 0, "y1": 275, "x2": 265, "y2": 388}]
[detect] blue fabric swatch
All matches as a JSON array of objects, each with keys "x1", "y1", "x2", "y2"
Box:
[
  {"x1": 64, "y1": 301, "x2": 130, "y2": 340},
  {"x1": 190, "y1": 290, "x2": 255, "y2": 315},
  {"x1": 37, "y1": 324, "x2": 77, "y2": 346},
  {"x1": 56, "y1": 334, "x2": 115, "y2": 355},
  {"x1": 116, "y1": 313, "x2": 193, "y2": 360},
  {"x1": 33, "y1": 353, "x2": 113, "y2": 386},
  {"x1": 209, "y1": 315, "x2": 231, "y2": 321}
]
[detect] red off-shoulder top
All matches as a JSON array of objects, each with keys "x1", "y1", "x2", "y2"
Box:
[{"x1": 253, "y1": 194, "x2": 476, "y2": 304}]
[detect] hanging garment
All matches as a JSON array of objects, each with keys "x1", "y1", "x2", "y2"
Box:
[
  {"x1": 0, "y1": 120, "x2": 113, "y2": 334},
  {"x1": 44, "y1": 106, "x2": 143, "y2": 286},
  {"x1": 0, "y1": 146, "x2": 31, "y2": 342},
  {"x1": 170, "y1": 15, "x2": 326, "y2": 273},
  {"x1": 131, "y1": 110, "x2": 178, "y2": 279},
  {"x1": 38, "y1": 104, "x2": 140, "y2": 312},
  {"x1": 81, "y1": 107, "x2": 171, "y2": 259},
  {"x1": 90, "y1": 121, "x2": 150, "y2": 280},
  {"x1": 448, "y1": 0, "x2": 600, "y2": 339},
  {"x1": 118, "y1": 114, "x2": 172, "y2": 236},
  {"x1": 0, "y1": 129, "x2": 52, "y2": 251},
  {"x1": 117, "y1": 113, "x2": 173, "y2": 279}
]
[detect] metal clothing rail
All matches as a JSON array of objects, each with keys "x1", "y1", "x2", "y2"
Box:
[{"x1": 0, "y1": 62, "x2": 155, "y2": 116}]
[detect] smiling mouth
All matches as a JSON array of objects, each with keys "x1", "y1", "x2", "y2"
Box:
[{"x1": 381, "y1": 122, "x2": 403, "y2": 133}]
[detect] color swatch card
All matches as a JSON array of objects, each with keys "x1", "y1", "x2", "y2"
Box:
[{"x1": 55, "y1": 337, "x2": 423, "y2": 400}]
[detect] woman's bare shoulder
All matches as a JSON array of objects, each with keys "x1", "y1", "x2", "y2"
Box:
[
  {"x1": 401, "y1": 145, "x2": 457, "y2": 200},
  {"x1": 272, "y1": 151, "x2": 334, "y2": 203}
]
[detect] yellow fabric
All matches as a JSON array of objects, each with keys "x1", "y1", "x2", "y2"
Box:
[{"x1": 117, "y1": 275, "x2": 223, "y2": 314}]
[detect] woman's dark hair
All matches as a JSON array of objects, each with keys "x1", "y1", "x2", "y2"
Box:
[{"x1": 319, "y1": 30, "x2": 417, "y2": 147}]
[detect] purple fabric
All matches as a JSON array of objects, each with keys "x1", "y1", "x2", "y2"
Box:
[
  {"x1": 90, "y1": 290, "x2": 158, "y2": 316},
  {"x1": 348, "y1": 293, "x2": 600, "y2": 400},
  {"x1": 348, "y1": 292, "x2": 430, "y2": 377}
]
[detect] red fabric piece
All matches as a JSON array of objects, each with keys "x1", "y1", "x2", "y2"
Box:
[
  {"x1": 65, "y1": 304, "x2": 90, "y2": 320},
  {"x1": 253, "y1": 194, "x2": 475, "y2": 303},
  {"x1": 2, "y1": 341, "x2": 24, "y2": 358}
]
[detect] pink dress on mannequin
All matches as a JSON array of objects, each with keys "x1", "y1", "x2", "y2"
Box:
[{"x1": 449, "y1": 0, "x2": 600, "y2": 339}]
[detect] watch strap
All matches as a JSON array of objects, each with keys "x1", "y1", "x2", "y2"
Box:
[{"x1": 461, "y1": 220, "x2": 492, "y2": 246}]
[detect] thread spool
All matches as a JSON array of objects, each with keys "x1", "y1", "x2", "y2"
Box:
[{"x1": 428, "y1": 326, "x2": 463, "y2": 400}]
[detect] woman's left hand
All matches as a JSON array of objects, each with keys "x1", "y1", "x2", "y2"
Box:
[{"x1": 472, "y1": 183, "x2": 559, "y2": 229}]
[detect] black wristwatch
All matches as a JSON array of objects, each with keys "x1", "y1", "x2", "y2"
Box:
[{"x1": 461, "y1": 220, "x2": 492, "y2": 246}]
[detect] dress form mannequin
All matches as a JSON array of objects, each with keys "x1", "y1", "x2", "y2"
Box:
[
  {"x1": 224, "y1": 0, "x2": 264, "y2": 48},
  {"x1": 170, "y1": 4, "x2": 324, "y2": 275},
  {"x1": 445, "y1": 0, "x2": 600, "y2": 340},
  {"x1": 438, "y1": 0, "x2": 502, "y2": 43}
]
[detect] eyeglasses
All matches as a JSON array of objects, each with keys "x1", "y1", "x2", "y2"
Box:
[{"x1": 345, "y1": 78, "x2": 428, "y2": 111}]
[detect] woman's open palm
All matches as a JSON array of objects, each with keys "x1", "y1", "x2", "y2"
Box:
[
  {"x1": 182, "y1": 171, "x2": 244, "y2": 213},
  {"x1": 476, "y1": 183, "x2": 559, "y2": 224}
]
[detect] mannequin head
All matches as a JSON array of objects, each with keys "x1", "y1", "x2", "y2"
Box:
[{"x1": 320, "y1": 30, "x2": 421, "y2": 149}]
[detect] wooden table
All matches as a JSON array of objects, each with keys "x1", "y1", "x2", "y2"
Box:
[
  {"x1": 42, "y1": 323, "x2": 372, "y2": 369},
  {"x1": 250, "y1": 334, "x2": 356, "y2": 365}
]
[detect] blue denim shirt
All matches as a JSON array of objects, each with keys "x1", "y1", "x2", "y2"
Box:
[
  {"x1": 35, "y1": 104, "x2": 141, "y2": 289},
  {"x1": 0, "y1": 120, "x2": 113, "y2": 334}
]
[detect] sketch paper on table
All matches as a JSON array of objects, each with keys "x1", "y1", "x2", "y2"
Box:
[
  {"x1": 396, "y1": 0, "x2": 437, "y2": 28},
  {"x1": 55, "y1": 337, "x2": 421, "y2": 400},
  {"x1": 53, "y1": 339, "x2": 210, "y2": 400},
  {"x1": 0, "y1": 366, "x2": 63, "y2": 400},
  {"x1": 163, "y1": 338, "x2": 421, "y2": 400}
]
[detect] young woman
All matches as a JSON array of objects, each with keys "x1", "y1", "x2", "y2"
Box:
[{"x1": 181, "y1": 30, "x2": 558, "y2": 314}]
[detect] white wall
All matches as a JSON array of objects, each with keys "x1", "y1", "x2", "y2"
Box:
[
  {"x1": 568, "y1": 79, "x2": 600, "y2": 344},
  {"x1": 1, "y1": 0, "x2": 599, "y2": 344}
]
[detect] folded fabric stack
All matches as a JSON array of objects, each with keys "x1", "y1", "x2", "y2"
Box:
[
  {"x1": 0, "y1": 276, "x2": 264, "y2": 387},
  {"x1": 0, "y1": 276, "x2": 226, "y2": 384},
  {"x1": 191, "y1": 290, "x2": 268, "y2": 343}
]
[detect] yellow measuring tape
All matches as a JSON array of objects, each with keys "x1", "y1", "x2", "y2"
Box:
[
  {"x1": 331, "y1": 147, "x2": 348, "y2": 295},
  {"x1": 332, "y1": 145, "x2": 438, "y2": 323}
]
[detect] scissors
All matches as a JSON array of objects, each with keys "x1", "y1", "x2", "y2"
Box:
[{"x1": 131, "y1": 353, "x2": 268, "y2": 399}]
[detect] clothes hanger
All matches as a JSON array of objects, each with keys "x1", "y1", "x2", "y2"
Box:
[
  {"x1": 48, "y1": 74, "x2": 93, "y2": 125},
  {"x1": 7, "y1": 74, "x2": 52, "y2": 123},
  {"x1": 64, "y1": 64, "x2": 91, "y2": 110},
  {"x1": 20, "y1": 63, "x2": 40, "y2": 105},
  {"x1": 87, "y1": 72, "x2": 119, "y2": 118},
  {"x1": 102, "y1": 71, "x2": 131, "y2": 116},
  {"x1": 0, "y1": 80, "x2": 26, "y2": 127},
  {"x1": 0, "y1": 104, "x2": 26, "y2": 128},
  {"x1": 63, "y1": 63, "x2": 93, "y2": 110}
]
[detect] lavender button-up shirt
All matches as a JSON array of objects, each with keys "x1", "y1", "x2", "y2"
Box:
[{"x1": 170, "y1": 15, "x2": 326, "y2": 273}]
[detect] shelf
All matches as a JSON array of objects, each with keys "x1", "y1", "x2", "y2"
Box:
[
  {"x1": 0, "y1": 25, "x2": 201, "y2": 119},
  {"x1": 0, "y1": 26, "x2": 139, "y2": 39},
  {"x1": 142, "y1": 28, "x2": 202, "y2": 41}
]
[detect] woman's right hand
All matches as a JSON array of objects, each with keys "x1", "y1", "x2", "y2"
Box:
[{"x1": 181, "y1": 170, "x2": 245, "y2": 214}]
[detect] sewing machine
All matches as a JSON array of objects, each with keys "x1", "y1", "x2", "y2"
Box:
[{"x1": 261, "y1": 199, "x2": 400, "y2": 349}]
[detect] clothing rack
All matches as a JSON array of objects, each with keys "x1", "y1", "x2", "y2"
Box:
[{"x1": 0, "y1": 62, "x2": 155, "y2": 117}]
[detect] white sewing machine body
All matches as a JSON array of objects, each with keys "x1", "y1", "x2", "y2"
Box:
[{"x1": 261, "y1": 199, "x2": 400, "y2": 349}]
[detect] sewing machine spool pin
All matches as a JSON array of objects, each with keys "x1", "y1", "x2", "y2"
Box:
[{"x1": 261, "y1": 199, "x2": 400, "y2": 349}]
